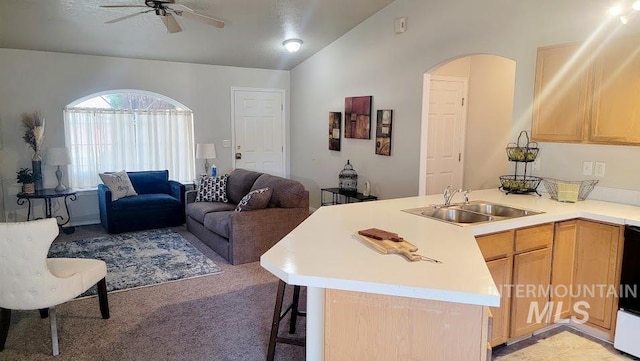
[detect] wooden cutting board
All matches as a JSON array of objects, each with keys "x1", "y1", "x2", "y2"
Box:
[{"x1": 357, "y1": 234, "x2": 422, "y2": 262}]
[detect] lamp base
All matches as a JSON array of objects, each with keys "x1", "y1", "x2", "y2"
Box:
[{"x1": 55, "y1": 166, "x2": 67, "y2": 192}]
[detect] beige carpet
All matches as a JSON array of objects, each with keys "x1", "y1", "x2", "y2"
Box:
[
  {"x1": 493, "y1": 327, "x2": 636, "y2": 361},
  {"x1": 0, "y1": 225, "x2": 306, "y2": 361}
]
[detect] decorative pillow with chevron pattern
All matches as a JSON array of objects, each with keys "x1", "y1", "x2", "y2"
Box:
[
  {"x1": 235, "y1": 187, "x2": 272, "y2": 212},
  {"x1": 196, "y1": 174, "x2": 228, "y2": 202}
]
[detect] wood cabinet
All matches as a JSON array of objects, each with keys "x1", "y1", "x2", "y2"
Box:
[
  {"x1": 551, "y1": 220, "x2": 578, "y2": 320},
  {"x1": 573, "y1": 219, "x2": 624, "y2": 331},
  {"x1": 476, "y1": 230, "x2": 513, "y2": 346},
  {"x1": 476, "y1": 224, "x2": 552, "y2": 344},
  {"x1": 532, "y1": 33, "x2": 640, "y2": 145},
  {"x1": 532, "y1": 43, "x2": 589, "y2": 142}
]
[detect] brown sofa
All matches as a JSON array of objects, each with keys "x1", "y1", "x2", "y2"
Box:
[{"x1": 185, "y1": 169, "x2": 310, "y2": 265}]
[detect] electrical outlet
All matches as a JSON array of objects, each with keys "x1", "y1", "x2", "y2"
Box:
[
  {"x1": 595, "y1": 162, "x2": 606, "y2": 177},
  {"x1": 583, "y1": 161, "x2": 593, "y2": 175}
]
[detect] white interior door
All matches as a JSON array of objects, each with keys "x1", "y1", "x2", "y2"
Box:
[
  {"x1": 232, "y1": 88, "x2": 285, "y2": 177},
  {"x1": 425, "y1": 76, "x2": 467, "y2": 195}
]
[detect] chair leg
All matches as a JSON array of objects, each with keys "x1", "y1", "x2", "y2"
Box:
[
  {"x1": 39, "y1": 309, "x2": 49, "y2": 318},
  {"x1": 49, "y1": 307, "x2": 59, "y2": 356},
  {"x1": 97, "y1": 278, "x2": 110, "y2": 319},
  {"x1": 266, "y1": 280, "x2": 286, "y2": 361},
  {"x1": 0, "y1": 308, "x2": 11, "y2": 351}
]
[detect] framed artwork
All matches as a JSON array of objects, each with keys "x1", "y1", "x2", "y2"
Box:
[
  {"x1": 329, "y1": 112, "x2": 341, "y2": 151},
  {"x1": 375, "y1": 109, "x2": 393, "y2": 156},
  {"x1": 344, "y1": 96, "x2": 372, "y2": 139}
]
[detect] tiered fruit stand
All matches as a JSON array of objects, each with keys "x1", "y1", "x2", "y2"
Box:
[{"x1": 500, "y1": 131, "x2": 542, "y2": 196}]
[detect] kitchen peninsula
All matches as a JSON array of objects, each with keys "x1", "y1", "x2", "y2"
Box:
[{"x1": 260, "y1": 188, "x2": 640, "y2": 360}]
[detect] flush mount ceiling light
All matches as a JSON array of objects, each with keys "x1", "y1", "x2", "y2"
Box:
[{"x1": 283, "y1": 38, "x2": 303, "y2": 52}]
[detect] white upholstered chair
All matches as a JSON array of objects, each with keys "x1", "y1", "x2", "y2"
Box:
[{"x1": 0, "y1": 218, "x2": 110, "y2": 356}]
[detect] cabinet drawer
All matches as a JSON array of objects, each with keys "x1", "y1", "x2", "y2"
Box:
[
  {"x1": 476, "y1": 230, "x2": 514, "y2": 260},
  {"x1": 515, "y1": 223, "x2": 553, "y2": 253}
]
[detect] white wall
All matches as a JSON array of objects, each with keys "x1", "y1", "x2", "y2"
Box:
[
  {"x1": 289, "y1": 0, "x2": 640, "y2": 208},
  {"x1": 0, "y1": 49, "x2": 289, "y2": 223}
]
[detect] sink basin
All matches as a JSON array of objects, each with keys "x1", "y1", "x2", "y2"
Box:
[
  {"x1": 422, "y1": 207, "x2": 493, "y2": 224},
  {"x1": 457, "y1": 202, "x2": 540, "y2": 218},
  {"x1": 403, "y1": 201, "x2": 542, "y2": 225}
]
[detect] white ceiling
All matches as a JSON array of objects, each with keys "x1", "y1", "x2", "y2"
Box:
[{"x1": 0, "y1": 0, "x2": 396, "y2": 70}]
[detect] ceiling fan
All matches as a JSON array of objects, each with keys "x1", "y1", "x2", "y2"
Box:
[{"x1": 101, "y1": 0, "x2": 224, "y2": 33}]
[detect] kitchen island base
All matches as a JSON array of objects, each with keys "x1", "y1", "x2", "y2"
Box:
[{"x1": 324, "y1": 289, "x2": 490, "y2": 361}]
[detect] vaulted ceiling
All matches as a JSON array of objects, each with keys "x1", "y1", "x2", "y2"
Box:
[{"x1": 0, "y1": 0, "x2": 396, "y2": 70}]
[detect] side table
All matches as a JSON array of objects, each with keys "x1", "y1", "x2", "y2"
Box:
[
  {"x1": 16, "y1": 188, "x2": 78, "y2": 234},
  {"x1": 320, "y1": 187, "x2": 378, "y2": 206}
]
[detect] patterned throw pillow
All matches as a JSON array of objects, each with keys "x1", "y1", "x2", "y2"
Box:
[
  {"x1": 196, "y1": 174, "x2": 229, "y2": 202},
  {"x1": 235, "y1": 187, "x2": 273, "y2": 212},
  {"x1": 99, "y1": 170, "x2": 138, "y2": 201}
]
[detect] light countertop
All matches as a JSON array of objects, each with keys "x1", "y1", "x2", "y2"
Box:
[{"x1": 260, "y1": 189, "x2": 640, "y2": 308}]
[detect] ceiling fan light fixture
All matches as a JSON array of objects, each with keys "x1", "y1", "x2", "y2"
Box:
[
  {"x1": 633, "y1": 1, "x2": 640, "y2": 10},
  {"x1": 283, "y1": 39, "x2": 303, "y2": 52},
  {"x1": 608, "y1": 4, "x2": 622, "y2": 16}
]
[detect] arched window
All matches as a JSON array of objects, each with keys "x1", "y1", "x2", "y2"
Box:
[{"x1": 64, "y1": 90, "x2": 195, "y2": 189}]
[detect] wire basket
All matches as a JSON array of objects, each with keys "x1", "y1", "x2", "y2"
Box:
[
  {"x1": 499, "y1": 175, "x2": 542, "y2": 193},
  {"x1": 506, "y1": 131, "x2": 539, "y2": 162},
  {"x1": 542, "y1": 178, "x2": 598, "y2": 201}
]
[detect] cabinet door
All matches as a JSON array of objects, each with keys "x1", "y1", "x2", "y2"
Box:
[
  {"x1": 486, "y1": 257, "x2": 512, "y2": 347},
  {"x1": 590, "y1": 33, "x2": 640, "y2": 144},
  {"x1": 532, "y1": 43, "x2": 590, "y2": 142},
  {"x1": 573, "y1": 220, "x2": 623, "y2": 330},
  {"x1": 551, "y1": 220, "x2": 577, "y2": 320},
  {"x1": 510, "y1": 248, "x2": 552, "y2": 338}
]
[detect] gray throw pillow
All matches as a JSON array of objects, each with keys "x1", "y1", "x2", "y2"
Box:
[
  {"x1": 99, "y1": 171, "x2": 138, "y2": 201},
  {"x1": 235, "y1": 187, "x2": 272, "y2": 212},
  {"x1": 196, "y1": 174, "x2": 229, "y2": 202}
]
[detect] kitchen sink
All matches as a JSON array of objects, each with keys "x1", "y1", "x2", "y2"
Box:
[{"x1": 403, "y1": 201, "x2": 542, "y2": 225}]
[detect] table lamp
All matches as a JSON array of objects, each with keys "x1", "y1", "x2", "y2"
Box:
[
  {"x1": 196, "y1": 143, "x2": 217, "y2": 176},
  {"x1": 46, "y1": 147, "x2": 71, "y2": 191}
]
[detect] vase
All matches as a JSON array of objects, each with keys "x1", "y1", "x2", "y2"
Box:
[
  {"x1": 22, "y1": 183, "x2": 35, "y2": 194},
  {"x1": 32, "y1": 155, "x2": 43, "y2": 191}
]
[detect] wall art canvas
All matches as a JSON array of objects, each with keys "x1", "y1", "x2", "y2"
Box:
[
  {"x1": 375, "y1": 109, "x2": 393, "y2": 156},
  {"x1": 329, "y1": 112, "x2": 341, "y2": 151},
  {"x1": 344, "y1": 96, "x2": 372, "y2": 139}
]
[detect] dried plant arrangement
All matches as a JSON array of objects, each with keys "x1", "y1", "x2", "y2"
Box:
[{"x1": 21, "y1": 111, "x2": 45, "y2": 160}]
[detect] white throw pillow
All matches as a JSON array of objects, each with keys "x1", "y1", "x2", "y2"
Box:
[{"x1": 99, "y1": 171, "x2": 138, "y2": 201}]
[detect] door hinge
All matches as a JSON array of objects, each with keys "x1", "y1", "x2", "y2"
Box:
[
  {"x1": 281, "y1": 104, "x2": 284, "y2": 111},
  {"x1": 458, "y1": 153, "x2": 461, "y2": 161},
  {"x1": 461, "y1": 98, "x2": 465, "y2": 106}
]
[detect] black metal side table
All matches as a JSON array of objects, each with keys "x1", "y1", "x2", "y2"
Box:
[
  {"x1": 16, "y1": 188, "x2": 78, "y2": 234},
  {"x1": 320, "y1": 187, "x2": 378, "y2": 206}
]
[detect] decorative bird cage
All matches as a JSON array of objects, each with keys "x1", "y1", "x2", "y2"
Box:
[{"x1": 338, "y1": 159, "x2": 358, "y2": 194}]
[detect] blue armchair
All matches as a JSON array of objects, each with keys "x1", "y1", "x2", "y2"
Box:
[{"x1": 98, "y1": 170, "x2": 186, "y2": 233}]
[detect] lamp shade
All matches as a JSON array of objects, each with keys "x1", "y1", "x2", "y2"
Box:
[
  {"x1": 46, "y1": 147, "x2": 71, "y2": 166},
  {"x1": 196, "y1": 143, "x2": 216, "y2": 159}
]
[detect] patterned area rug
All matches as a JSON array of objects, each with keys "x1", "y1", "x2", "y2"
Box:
[{"x1": 48, "y1": 228, "x2": 222, "y2": 296}]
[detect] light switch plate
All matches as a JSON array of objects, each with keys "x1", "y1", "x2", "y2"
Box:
[
  {"x1": 223, "y1": 140, "x2": 231, "y2": 148},
  {"x1": 583, "y1": 161, "x2": 593, "y2": 175},
  {"x1": 595, "y1": 162, "x2": 606, "y2": 177}
]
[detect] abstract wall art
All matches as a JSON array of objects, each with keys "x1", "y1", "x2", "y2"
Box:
[
  {"x1": 329, "y1": 111, "x2": 341, "y2": 151},
  {"x1": 344, "y1": 96, "x2": 372, "y2": 139},
  {"x1": 375, "y1": 109, "x2": 393, "y2": 156}
]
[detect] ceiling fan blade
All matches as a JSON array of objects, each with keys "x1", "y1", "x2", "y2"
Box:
[
  {"x1": 161, "y1": 13, "x2": 182, "y2": 33},
  {"x1": 105, "y1": 9, "x2": 153, "y2": 24},
  {"x1": 100, "y1": 5, "x2": 147, "y2": 8},
  {"x1": 172, "y1": 8, "x2": 225, "y2": 28}
]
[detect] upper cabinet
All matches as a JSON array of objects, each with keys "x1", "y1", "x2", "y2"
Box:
[
  {"x1": 532, "y1": 44, "x2": 590, "y2": 142},
  {"x1": 532, "y1": 33, "x2": 640, "y2": 145}
]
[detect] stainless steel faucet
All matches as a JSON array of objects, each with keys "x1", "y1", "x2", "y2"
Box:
[
  {"x1": 443, "y1": 186, "x2": 460, "y2": 206},
  {"x1": 443, "y1": 186, "x2": 470, "y2": 206}
]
